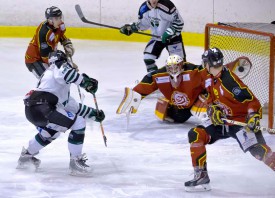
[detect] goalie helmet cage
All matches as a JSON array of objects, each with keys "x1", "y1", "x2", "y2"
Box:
[{"x1": 205, "y1": 23, "x2": 275, "y2": 128}]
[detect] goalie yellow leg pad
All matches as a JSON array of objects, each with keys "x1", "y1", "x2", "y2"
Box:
[
  {"x1": 155, "y1": 97, "x2": 170, "y2": 121},
  {"x1": 116, "y1": 87, "x2": 141, "y2": 114},
  {"x1": 191, "y1": 96, "x2": 208, "y2": 122}
]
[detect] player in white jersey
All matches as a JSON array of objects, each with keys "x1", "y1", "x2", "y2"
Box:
[
  {"x1": 120, "y1": 0, "x2": 186, "y2": 76},
  {"x1": 17, "y1": 50, "x2": 105, "y2": 176}
]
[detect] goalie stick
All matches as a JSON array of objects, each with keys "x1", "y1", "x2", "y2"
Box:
[
  {"x1": 222, "y1": 118, "x2": 275, "y2": 134},
  {"x1": 75, "y1": 4, "x2": 161, "y2": 38}
]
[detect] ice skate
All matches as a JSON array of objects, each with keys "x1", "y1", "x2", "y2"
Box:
[
  {"x1": 185, "y1": 166, "x2": 211, "y2": 192},
  {"x1": 16, "y1": 147, "x2": 41, "y2": 170},
  {"x1": 69, "y1": 153, "x2": 92, "y2": 176}
]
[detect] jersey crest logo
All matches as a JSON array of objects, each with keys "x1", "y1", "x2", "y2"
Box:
[
  {"x1": 171, "y1": 91, "x2": 190, "y2": 107},
  {"x1": 232, "y1": 87, "x2": 241, "y2": 95},
  {"x1": 149, "y1": 17, "x2": 160, "y2": 27}
]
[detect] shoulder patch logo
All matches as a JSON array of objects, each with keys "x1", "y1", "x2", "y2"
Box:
[
  {"x1": 182, "y1": 74, "x2": 190, "y2": 81},
  {"x1": 232, "y1": 87, "x2": 241, "y2": 95},
  {"x1": 41, "y1": 42, "x2": 48, "y2": 49},
  {"x1": 156, "y1": 76, "x2": 170, "y2": 83}
]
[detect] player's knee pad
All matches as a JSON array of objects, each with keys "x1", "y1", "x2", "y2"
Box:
[
  {"x1": 68, "y1": 128, "x2": 85, "y2": 145},
  {"x1": 71, "y1": 116, "x2": 86, "y2": 131},
  {"x1": 144, "y1": 57, "x2": 158, "y2": 73},
  {"x1": 155, "y1": 97, "x2": 170, "y2": 121},
  {"x1": 36, "y1": 127, "x2": 60, "y2": 145},
  {"x1": 248, "y1": 144, "x2": 271, "y2": 161},
  {"x1": 188, "y1": 127, "x2": 210, "y2": 145}
]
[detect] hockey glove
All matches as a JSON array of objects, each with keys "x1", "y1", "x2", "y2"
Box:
[
  {"x1": 88, "y1": 108, "x2": 105, "y2": 122},
  {"x1": 162, "y1": 28, "x2": 175, "y2": 44},
  {"x1": 119, "y1": 23, "x2": 138, "y2": 36},
  {"x1": 80, "y1": 73, "x2": 98, "y2": 94},
  {"x1": 62, "y1": 39, "x2": 75, "y2": 56},
  {"x1": 207, "y1": 105, "x2": 225, "y2": 125},
  {"x1": 246, "y1": 112, "x2": 260, "y2": 132}
]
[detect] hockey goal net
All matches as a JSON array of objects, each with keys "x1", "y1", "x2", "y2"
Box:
[{"x1": 205, "y1": 23, "x2": 275, "y2": 128}]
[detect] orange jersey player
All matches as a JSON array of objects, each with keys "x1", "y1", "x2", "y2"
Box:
[
  {"x1": 117, "y1": 54, "x2": 210, "y2": 123},
  {"x1": 185, "y1": 47, "x2": 275, "y2": 192},
  {"x1": 25, "y1": 6, "x2": 75, "y2": 78}
]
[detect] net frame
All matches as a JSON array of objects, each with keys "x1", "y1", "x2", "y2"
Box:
[{"x1": 205, "y1": 23, "x2": 275, "y2": 128}]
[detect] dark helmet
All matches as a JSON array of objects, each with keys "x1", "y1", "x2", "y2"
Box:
[
  {"x1": 202, "y1": 47, "x2": 224, "y2": 68},
  {"x1": 45, "y1": 6, "x2": 62, "y2": 19},
  {"x1": 48, "y1": 50, "x2": 67, "y2": 68}
]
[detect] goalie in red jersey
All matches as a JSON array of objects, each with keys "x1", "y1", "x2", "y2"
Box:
[
  {"x1": 116, "y1": 54, "x2": 210, "y2": 123},
  {"x1": 184, "y1": 47, "x2": 275, "y2": 192}
]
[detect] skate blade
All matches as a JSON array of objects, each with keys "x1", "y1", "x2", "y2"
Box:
[
  {"x1": 69, "y1": 169, "x2": 93, "y2": 177},
  {"x1": 16, "y1": 163, "x2": 40, "y2": 171},
  {"x1": 185, "y1": 184, "x2": 211, "y2": 192}
]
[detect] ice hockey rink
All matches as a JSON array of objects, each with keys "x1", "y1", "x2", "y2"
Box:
[{"x1": 0, "y1": 38, "x2": 274, "y2": 198}]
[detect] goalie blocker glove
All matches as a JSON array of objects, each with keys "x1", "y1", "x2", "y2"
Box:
[
  {"x1": 116, "y1": 87, "x2": 141, "y2": 114},
  {"x1": 80, "y1": 73, "x2": 98, "y2": 94}
]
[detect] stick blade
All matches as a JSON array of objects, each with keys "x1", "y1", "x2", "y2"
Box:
[
  {"x1": 103, "y1": 135, "x2": 107, "y2": 147},
  {"x1": 75, "y1": 4, "x2": 85, "y2": 21}
]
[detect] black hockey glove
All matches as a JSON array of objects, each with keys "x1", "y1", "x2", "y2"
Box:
[
  {"x1": 80, "y1": 73, "x2": 98, "y2": 94},
  {"x1": 120, "y1": 23, "x2": 138, "y2": 36},
  {"x1": 246, "y1": 112, "x2": 260, "y2": 133},
  {"x1": 88, "y1": 109, "x2": 105, "y2": 122},
  {"x1": 207, "y1": 105, "x2": 225, "y2": 125}
]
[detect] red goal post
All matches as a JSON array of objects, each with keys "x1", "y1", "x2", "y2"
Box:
[{"x1": 205, "y1": 23, "x2": 275, "y2": 128}]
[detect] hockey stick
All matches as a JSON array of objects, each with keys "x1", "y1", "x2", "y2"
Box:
[
  {"x1": 75, "y1": 4, "x2": 160, "y2": 39},
  {"x1": 92, "y1": 93, "x2": 107, "y2": 147},
  {"x1": 68, "y1": 56, "x2": 84, "y2": 104},
  {"x1": 222, "y1": 118, "x2": 275, "y2": 134}
]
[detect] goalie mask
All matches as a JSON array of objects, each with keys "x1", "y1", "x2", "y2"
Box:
[
  {"x1": 166, "y1": 55, "x2": 184, "y2": 83},
  {"x1": 48, "y1": 50, "x2": 68, "y2": 68},
  {"x1": 202, "y1": 47, "x2": 224, "y2": 68}
]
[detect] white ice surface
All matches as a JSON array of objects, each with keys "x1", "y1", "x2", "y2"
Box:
[{"x1": 0, "y1": 38, "x2": 274, "y2": 198}]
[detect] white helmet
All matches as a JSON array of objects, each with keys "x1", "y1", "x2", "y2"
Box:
[{"x1": 166, "y1": 55, "x2": 183, "y2": 82}]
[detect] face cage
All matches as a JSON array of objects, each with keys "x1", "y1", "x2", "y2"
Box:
[{"x1": 167, "y1": 63, "x2": 182, "y2": 80}]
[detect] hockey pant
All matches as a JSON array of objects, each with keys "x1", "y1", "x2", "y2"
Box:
[
  {"x1": 143, "y1": 35, "x2": 186, "y2": 72},
  {"x1": 166, "y1": 105, "x2": 192, "y2": 123},
  {"x1": 188, "y1": 124, "x2": 275, "y2": 171},
  {"x1": 26, "y1": 61, "x2": 49, "y2": 79},
  {"x1": 25, "y1": 104, "x2": 86, "y2": 158}
]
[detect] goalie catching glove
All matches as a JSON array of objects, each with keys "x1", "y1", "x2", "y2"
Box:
[
  {"x1": 120, "y1": 23, "x2": 138, "y2": 36},
  {"x1": 62, "y1": 39, "x2": 75, "y2": 56},
  {"x1": 207, "y1": 105, "x2": 225, "y2": 125},
  {"x1": 116, "y1": 87, "x2": 141, "y2": 114},
  {"x1": 80, "y1": 73, "x2": 98, "y2": 94},
  {"x1": 246, "y1": 112, "x2": 260, "y2": 133}
]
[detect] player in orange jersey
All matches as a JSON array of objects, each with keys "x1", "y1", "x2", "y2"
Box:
[
  {"x1": 185, "y1": 47, "x2": 275, "y2": 192},
  {"x1": 25, "y1": 6, "x2": 75, "y2": 78}
]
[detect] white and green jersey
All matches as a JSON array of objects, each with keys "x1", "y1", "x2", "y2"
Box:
[
  {"x1": 35, "y1": 62, "x2": 83, "y2": 107},
  {"x1": 136, "y1": 0, "x2": 184, "y2": 40}
]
